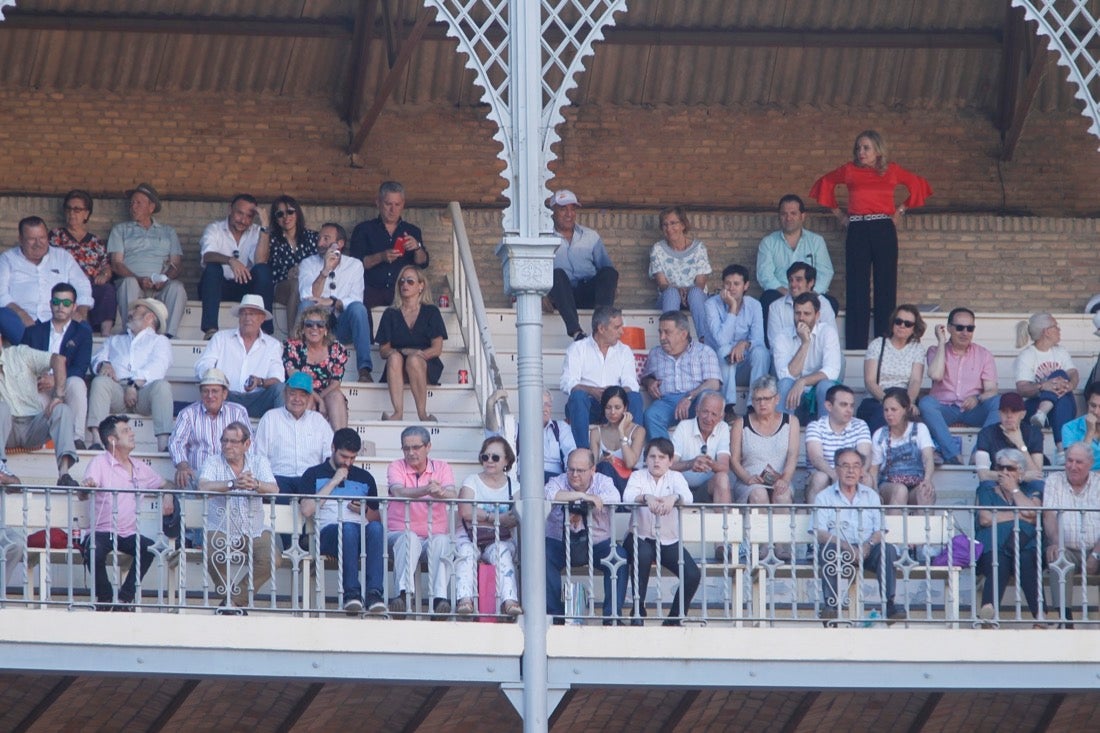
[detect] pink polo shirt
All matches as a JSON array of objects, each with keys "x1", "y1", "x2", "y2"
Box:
[
  {"x1": 386, "y1": 458, "x2": 456, "y2": 537},
  {"x1": 926, "y1": 342, "x2": 997, "y2": 407},
  {"x1": 84, "y1": 451, "x2": 166, "y2": 535}
]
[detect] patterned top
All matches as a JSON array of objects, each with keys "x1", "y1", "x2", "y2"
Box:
[
  {"x1": 648, "y1": 239, "x2": 711, "y2": 289},
  {"x1": 49, "y1": 228, "x2": 109, "y2": 279},
  {"x1": 640, "y1": 341, "x2": 721, "y2": 395},
  {"x1": 282, "y1": 339, "x2": 348, "y2": 391},
  {"x1": 737, "y1": 413, "x2": 793, "y2": 479},
  {"x1": 1042, "y1": 471, "x2": 1100, "y2": 551},
  {"x1": 865, "y1": 337, "x2": 925, "y2": 390},
  {"x1": 269, "y1": 228, "x2": 319, "y2": 284}
]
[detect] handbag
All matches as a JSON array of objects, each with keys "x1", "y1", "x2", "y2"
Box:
[
  {"x1": 465, "y1": 477, "x2": 513, "y2": 550},
  {"x1": 609, "y1": 456, "x2": 633, "y2": 480},
  {"x1": 931, "y1": 534, "x2": 983, "y2": 567}
]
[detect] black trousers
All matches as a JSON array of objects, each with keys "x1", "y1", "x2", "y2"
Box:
[
  {"x1": 844, "y1": 219, "x2": 897, "y2": 350},
  {"x1": 549, "y1": 266, "x2": 619, "y2": 336}
]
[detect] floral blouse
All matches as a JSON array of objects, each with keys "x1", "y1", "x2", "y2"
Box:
[
  {"x1": 49, "y1": 228, "x2": 109, "y2": 279},
  {"x1": 648, "y1": 238, "x2": 711, "y2": 288},
  {"x1": 283, "y1": 339, "x2": 348, "y2": 391},
  {"x1": 269, "y1": 228, "x2": 320, "y2": 284}
]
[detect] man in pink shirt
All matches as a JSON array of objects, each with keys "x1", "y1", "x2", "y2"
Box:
[
  {"x1": 386, "y1": 425, "x2": 457, "y2": 616},
  {"x1": 81, "y1": 415, "x2": 172, "y2": 611},
  {"x1": 917, "y1": 307, "x2": 1000, "y2": 465}
]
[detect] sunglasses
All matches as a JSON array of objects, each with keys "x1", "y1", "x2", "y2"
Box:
[
  {"x1": 328, "y1": 271, "x2": 336, "y2": 290},
  {"x1": 893, "y1": 317, "x2": 915, "y2": 328},
  {"x1": 398, "y1": 277, "x2": 419, "y2": 285},
  {"x1": 273, "y1": 208, "x2": 297, "y2": 220},
  {"x1": 50, "y1": 297, "x2": 74, "y2": 307},
  {"x1": 950, "y1": 324, "x2": 976, "y2": 332},
  {"x1": 303, "y1": 320, "x2": 326, "y2": 329},
  {"x1": 479, "y1": 453, "x2": 503, "y2": 463},
  {"x1": 995, "y1": 464, "x2": 1019, "y2": 472}
]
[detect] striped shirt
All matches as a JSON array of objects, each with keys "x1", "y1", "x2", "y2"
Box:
[
  {"x1": 168, "y1": 400, "x2": 250, "y2": 476},
  {"x1": 1043, "y1": 472, "x2": 1100, "y2": 551},
  {"x1": 805, "y1": 416, "x2": 871, "y2": 468},
  {"x1": 253, "y1": 407, "x2": 333, "y2": 477}
]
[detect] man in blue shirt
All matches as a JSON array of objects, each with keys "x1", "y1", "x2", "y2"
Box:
[
  {"x1": 702, "y1": 264, "x2": 770, "y2": 420},
  {"x1": 546, "y1": 190, "x2": 619, "y2": 341},
  {"x1": 301, "y1": 428, "x2": 385, "y2": 615}
]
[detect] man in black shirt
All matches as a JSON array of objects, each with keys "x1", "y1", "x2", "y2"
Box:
[{"x1": 347, "y1": 180, "x2": 430, "y2": 313}]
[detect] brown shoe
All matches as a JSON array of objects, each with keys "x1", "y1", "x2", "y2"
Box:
[
  {"x1": 541, "y1": 296, "x2": 555, "y2": 314},
  {"x1": 456, "y1": 598, "x2": 475, "y2": 616},
  {"x1": 203, "y1": 328, "x2": 218, "y2": 341},
  {"x1": 358, "y1": 369, "x2": 374, "y2": 383}
]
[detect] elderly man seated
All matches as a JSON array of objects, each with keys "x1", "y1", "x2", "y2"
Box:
[
  {"x1": 87, "y1": 298, "x2": 174, "y2": 452},
  {"x1": 194, "y1": 294, "x2": 285, "y2": 419},
  {"x1": 1061, "y1": 382, "x2": 1100, "y2": 469},
  {"x1": 253, "y1": 371, "x2": 333, "y2": 497},
  {"x1": 545, "y1": 448, "x2": 628, "y2": 625},
  {"x1": 669, "y1": 391, "x2": 731, "y2": 503},
  {"x1": 639, "y1": 310, "x2": 721, "y2": 441},
  {"x1": 0, "y1": 335, "x2": 79, "y2": 486},
  {"x1": 386, "y1": 425, "x2": 457, "y2": 616},
  {"x1": 1043, "y1": 442, "x2": 1100, "y2": 625}
]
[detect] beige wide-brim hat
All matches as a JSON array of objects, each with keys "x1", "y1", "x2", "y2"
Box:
[
  {"x1": 231, "y1": 293, "x2": 272, "y2": 320},
  {"x1": 131, "y1": 298, "x2": 169, "y2": 335},
  {"x1": 199, "y1": 368, "x2": 230, "y2": 388}
]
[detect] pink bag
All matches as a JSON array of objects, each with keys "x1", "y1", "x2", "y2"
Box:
[{"x1": 477, "y1": 562, "x2": 498, "y2": 623}]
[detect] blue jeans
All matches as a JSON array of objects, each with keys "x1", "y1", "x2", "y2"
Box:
[
  {"x1": 228, "y1": 385, "x2": 285, "y2": 419},
  {"x1": 319, "y1": 521, "x2": 384, "y2": 603},
  {"x1": 1024, "y1": 369, "x2": 1075, "y2": 447},
  {"x1": 658, "y1": 286, "x2": 708, "y2": 345},
  {"x1": 546, "y1": 537, "x2": 628, "y2": 618},
  {"x1": 565, "y1": 389, "x2": 645, "y2": 448},
  {"x1": 776, "y1": 378, "x2": 832, "y2": 421},
  {"x1": 334, "y1": 301, "x2": 373, "y2": 372},
  {"x1": 917, "y1": 395, "x2": 1001, "y2": 461},
  {"x1": 199, "y1": 263, "x2": 274, "y2": 334},
  {"x1": 644, "y1": 391, "x2": 699, "y2": 441},
  {"x1": 720, "y1": 346, "x2": 771, "y2": 406}
]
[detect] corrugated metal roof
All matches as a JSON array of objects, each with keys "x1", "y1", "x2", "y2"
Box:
[{"x1": 0, "y1": 0, "x2": 1092, "y2": 114}]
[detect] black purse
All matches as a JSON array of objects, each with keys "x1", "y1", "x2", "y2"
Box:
[{"x1": 465, "y1": 477, "x2": 513, "y2": 550}]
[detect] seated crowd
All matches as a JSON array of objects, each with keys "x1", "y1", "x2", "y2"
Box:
[{"x1": 2, "y1": 185, "x2": 1098, "y2": 629}]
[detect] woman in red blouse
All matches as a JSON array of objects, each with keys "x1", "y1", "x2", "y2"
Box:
[
  {"x1": 49, "y1": 190, "x2": 117, "y2": 336},
  {"x1": 810, "y1": 130, "x2": 931, "y2": 350}
]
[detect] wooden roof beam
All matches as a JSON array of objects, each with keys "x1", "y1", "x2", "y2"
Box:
[
  {"x1": 1001, "y1": 40, "x2": 1049, "y2": 161},
  {"x1": 347, "y1": 6, "x2": 434, "y2": 157},
  {"x1": 0, "y1": 10, "x2": 352, "y2": 38},
  {"x1": 343, "y1": 0, "x2": 380, "y2": 123}
]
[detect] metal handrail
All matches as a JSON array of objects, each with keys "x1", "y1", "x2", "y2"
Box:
[{"x1": 446, "y1": 202, "x2": 513, "y2": 437}]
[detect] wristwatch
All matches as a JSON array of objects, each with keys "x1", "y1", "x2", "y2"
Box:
[{"x1": 227, "y1": 479, "x2": 235, "y2": 490}]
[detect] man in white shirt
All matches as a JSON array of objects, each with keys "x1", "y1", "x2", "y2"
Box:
[
  {"x1": 0, "y1": 216, "x2": 93, "y2": 345},
  {"x1": 194, "y1": 294, "x2": 286, "y2": 418},
  {"x1": 298, "y1": 223, "x2": 374, "y2": 383},
  {"x1": 198, "y1": 194, "x2": 274, "y2": 339},
  {"x1": 765, "y1": 261, "x2": 836, "y2": 351},
  {"x1": 560, "y1": 306, "x2": 644, "y2": 448},
  {"x1": 669, "y1": 391, "x2": 731, "y2": 503},
  {"x1": 774, "y1": 292, "x2": 841, "y2": 422},
  {"x1": 254, "y1": 371, "x2": 333, "y2": 496},
  {"x1": 529, "y1": 389, "x2": 576, "y2": 483},
  {"x1": 804, "y1": 384, "x2": 873, "y2": 503},
  {"x1": 87, "y1": 298, "x2": 174, "y2": 451}
]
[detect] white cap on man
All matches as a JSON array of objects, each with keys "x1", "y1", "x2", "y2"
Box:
[{"x1": 551, "y1": 190, "x2": 581, "y2": 208}]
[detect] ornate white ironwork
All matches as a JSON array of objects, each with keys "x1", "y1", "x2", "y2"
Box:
[
  {"x1": 426, "y1": 0, "x2": 628, "y2": 234},
  {"x1": 0, "y1": 1, "x2": 16, "y2": 21},
  {"x1": 1013, "y1": 0, "x2": 1100, "y2": 145}
]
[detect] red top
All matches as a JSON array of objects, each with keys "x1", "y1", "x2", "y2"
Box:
[{"x1": 809, "y1": 162, "x2": 932, "y2": 215}]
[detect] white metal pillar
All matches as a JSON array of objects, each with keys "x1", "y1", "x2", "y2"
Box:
[{"x1": 426, "y1": 0, "x2": 627, "y2": 728}]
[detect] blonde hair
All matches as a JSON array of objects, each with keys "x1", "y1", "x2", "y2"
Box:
[
  {"x1": 294, "y1": 305, "x2": 335, "y2": 345},
  {"x1": 390, "y1": 265, "x2": 434, "y2": 308},
  {"x1": 1016, "y1": 313, "x2": 1055, "y2": 348},
  {"x1": 852, "y1": 130, "x2": 888, "y2": 174}
]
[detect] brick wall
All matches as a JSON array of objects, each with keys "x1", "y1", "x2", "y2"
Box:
[
  {"x1": 2, "y1": 89, "x2": 1100, "y2": 217},
  {"x1": 1, "y1": 87, "x2": 1098, "y2": 313}
]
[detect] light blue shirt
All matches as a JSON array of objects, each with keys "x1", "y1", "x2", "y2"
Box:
[
  {"x1": 703, "y1": 293, "x2": 765, "y2": 357},
  {"x1": 813, "y1": 482, "x2": 883, "y2": 545},
  {"x1": 755, "y1": 228, "x2": 834, "y2": 293},
  {"x1": 1061, "y1": 416, "x2": 1100, "y2": 469},
  {"x1": 107, "y1": 219, "x2": 182, "y2": 278},
  {"x1": 553, "y1": 224, "x2": 613, "y2": 286}
]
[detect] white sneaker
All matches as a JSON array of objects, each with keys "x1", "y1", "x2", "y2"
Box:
[
  {"x1": 1030, "y1": 412, "x2": 1048, "y2": 429},
  {"x1": 1053, "y1": 451, "x2": 1066, "y2": 467},
  {"x1": 343, "y1": 598, "x2": 364, "y2": 615}
]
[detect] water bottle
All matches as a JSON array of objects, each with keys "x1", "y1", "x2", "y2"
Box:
[{"x1": 863, "y1": 609, "x2": 881, "y2": 628}]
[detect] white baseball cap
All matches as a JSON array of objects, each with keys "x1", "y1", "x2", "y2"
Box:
[{"x1": 551, "y1": 189, "x2": 581, "y2": 207}]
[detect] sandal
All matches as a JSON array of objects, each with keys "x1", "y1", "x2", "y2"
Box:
[
  {"x1": 456, "y1": 598, "x2": 475, "y2": 616},
  {"x1": 501, "y1": 600, "x2": 523, "y2": 617}
]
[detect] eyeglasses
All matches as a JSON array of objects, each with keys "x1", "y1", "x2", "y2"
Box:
[
  {"x1": 565, "y1": 467, "x2": 590, "y2": 474},
  {"x1": 479, "y1": 453, "x2": 503, "y2": 463},
  {"x1": 273, "y1": 208, "x2": 297, "y2": 220},
  {"x1": 950, "y1": 324, "x2": 976, "y2": 332},
  {"x1": 50, "y1": 298, "x2": 74, "y2": 307},
  {"x1": 754, "y1": 393, "x2": 778, "y2": 402},
  {"x1": 893, "y1": 317, "x2": 915, "y2": 328},
  {"x1": 303, "y1": 320, "x2": 326, "y2": 329},
  {"x1": 995, "y1": 464, "x2": 1019, "y2": 472},
  {"x1": 398, "y1": 277, "x2": 418, "y2": 285},
  {"x1": 220, "y1": 437, "x2": 246, "y2": 445},
  {"x1": 401, "y1": 443, "x2": 426, "y2": 452}
]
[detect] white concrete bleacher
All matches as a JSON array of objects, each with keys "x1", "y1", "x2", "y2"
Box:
[
  {"x1": 9, "y1": 301, "x2": 485, "y2": 487},
  {"x1": 490, "y1": 306, "x2": 1097, "y2": 504}
]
